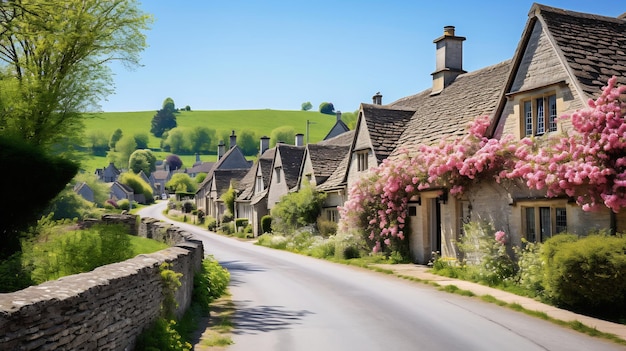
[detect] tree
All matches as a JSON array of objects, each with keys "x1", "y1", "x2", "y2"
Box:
[
  {"x1": 184, "y1": 105, "x2": 191, "y2": 111},
  {"x1": 86, "y1": 130, "x2": 109, "y2": 156},
  {"x1": 271, "y1": 182, "x2": 326, "y2": 233},
  {"x1": 162, "y1": 97, "x2": 176, "y2": 112},
  {"x1": 301, "y1": 101, "x2": 313, "y2": 111},
  {"x1": 220, "y1": 184, "x2": 237, "y2": 217},
  {"x1": 166, "y1": 173, "x2": 197, "y2": 193},
  {"x1": 129, "y1": 149, "x2": 157, "y2": 175},
  {"x1": 150, "y1": 108, "x2": 177, "y2": 137},
  {"x1": 73, "y1": 172, "x2": 110, "y2": 206},
  {"x1": 341, "y1": 110, "x2": 359, "y2": 129},
  {"x1": 165, "y1": 154, "x2": 183, "y2": 171},
  {"x1": 118, "y1": 172, "x2": 154, "y2": 204},
  {"x1": 109, "y1": 129, "x2": 123, "y2": 151},
  {"x1": 0, "y1": 136, "x2": 78, "y2": 260},
  {"x1": 189, "y1": 127, "x2": 216, "y2": 154},
  {"x1": 238, "y1": 130, "x2": 258, "y2": 156},
  {"x1": 0, "y1": 0, "x2": 151, "y2": 150},
  {"x1": 270, "y1": 126, "x2": 296, "y2": 148},
  {"x1": 163, "y1": 127, "x2": 187, "y2": 154},
  {"x1": 319, "y1": 102, "x2": 335, "y2": 115},
  {"x1": 133, "y1": 132, "x2": 150, "y2": 149},
  {"x1": 113, "y1": 134, "x2": 137, "y2": 169}
]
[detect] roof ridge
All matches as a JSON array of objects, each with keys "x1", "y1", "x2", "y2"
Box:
[{"x1": 532, "y1": 3, "x2": 625, "y2": 24}]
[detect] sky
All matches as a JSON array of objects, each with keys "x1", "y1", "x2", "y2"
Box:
[{"x1": 99, "y1": 1, "x2": 623, "y2": 113}]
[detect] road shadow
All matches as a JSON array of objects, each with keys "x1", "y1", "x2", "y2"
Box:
[
  {"x1": 219, "y1": 260, "x2": 266, "y2": 287},
  {"x1": 231, "y1": 302, "x2": 314, "y2": 335}
]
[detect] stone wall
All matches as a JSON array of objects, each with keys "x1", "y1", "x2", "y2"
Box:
[{"x1": 0, "y1": 217, "x2": 204, "y2": 351}]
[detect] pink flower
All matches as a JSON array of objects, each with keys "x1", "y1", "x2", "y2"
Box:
[{"x1": 495, "y1": 230, "x2": 506, "y2": 244}]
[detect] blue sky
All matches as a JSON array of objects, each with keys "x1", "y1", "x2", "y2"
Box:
[{"x1": 100, "y1": 1, "x2": 623, "y2": 113}]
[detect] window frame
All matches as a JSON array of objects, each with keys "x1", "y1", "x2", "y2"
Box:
[
  {"x1": 522, "y1": 92, "x2": 557, "y2": 137},
  {"x1": 274, "y1": 166, "x2": 282, "y2": 184},
  {"x1": 521, "y1": 204, "x2": 567, "y2": 242},
  {"x1": 356, "y1": 150, "x2": 369, "y2": 172}
]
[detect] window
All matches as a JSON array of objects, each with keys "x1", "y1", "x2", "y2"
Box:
[
  {"x1": 327, "y1": 209, "x2": 339, "y2": 222},
  {"x1": 523, "y1": 206, "x2": 566, "y2": 242},
  {"x1": 523, "y1": 93, "x2": 557, "y2": 136},
  {"x1": 275, "y1": 167, "x2": 282, "y2": 183},
  {"x1": 357, "y1": 150, "x2": 369, "y2": 172},
  {"x1": 255, "y1": 176, "x2": 263, "y2": 192}
]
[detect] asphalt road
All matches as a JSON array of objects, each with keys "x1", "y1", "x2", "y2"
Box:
[{"x1": 138, "y1": 202, "x2": 623, "y2": 351}]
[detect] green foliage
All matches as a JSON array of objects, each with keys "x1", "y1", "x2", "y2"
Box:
[
  {"x1": 151, "y1": 108, "x2": 177, "y2": 138},
  {"x1": 119, "y1": 172, "x2": 154, "y2": 204},
  {"x1": 220, "y1": 186, "x2": 237, "y2": 219},
  {"x1": 129, "y1": 149, "x2": 157, "y2": 175},
  {"x1": 163, "y1": 97, "x2": 176, "y2": 113},
  {"x1": 22, "y1": 224, "x2": 133, "y2": 284},
  {"x1": 301, "y1": 101, "x2": 313, "y2": 111},
  {"x1": 0, "y1": 0, "x2": 151, "y2": 150},
  {"x1": 0, "y1": 136, "x2": 78, "y2": 260},
  {"x1": 238, "y1": 129, "x2": 259, "y2": 156},
  {"x1": 200, "y1": 256, "x2": 230, "y2": 304},
  {"x1": 188, "y1": 126, "x2": 216, "y2": 154},
  {"x1": 235, "y1": 218, "x2": 249, "y2": 229},
  {"x1": 316, "y1": 218, "x2": 337, "y2": 237},
  {"x1": 111, "y1": 134, "x2": 137, "y2": 169},
  {"x1": 541, "y1": 234, "x2": 626, "y2": 314},
  {"x1": 0, "y1": 253, "x2": 33, "y2": 293},
  {"x1": 271, "y1": 183, "x2": 326, "y2": 234},
  {"x1": 458, "y1": 221, "x2": 515, "y2": 286},
  {"x1": 45, "y1": 188, "x2": 95, "y2": 220},
  {"x1": 166, "y1": 173, "x2": 197, "y2": 193},
  {"x1": 195, "y1": 173, "x2": 207, "y2": 184},
  {"x1": 206, "y1": 216, "x2": 218, "y2": 231},
  {"x1": 74, "y1": 172, "x2": 110, "y2": 206},
  {"x1": 319, "y1": 102, "x2": 335, "y2": 115},
  {"x1": 269, "y1": 126, "x2": 296, "y2": 148},
  {"x1": 162, "y1": 127, "x2": 187, "y2": 154},
  {"x1": 159, "y1": 262, "x2": 183, "y2": 319},
  {"x1": 117, "y1": 199, "x2": 131, "y2": 211},
  {"x1": 261, "y1": 215, "x2": 272, "y2": 234},
  {"x1": 135, "y1": 318, "x2": 191, "y2": 351},
  {"x1": 514, "y1": 240, "x2": 544, "y2": 296},
  {"x1": 134, "y1": 132, "x2": 150, "y2": 149},
  {"x1": 220, "y1": 222, "x2": 234, "y2": 235},
  {"x1": 109, "y1": 129, "x2": 123, "y2": 151},
  {"x1": 340, "y1": 110, "x2": 359, "y2": 129},
  {"x1": 86, "y1": 130, "x2": 109, "y2": 156}
]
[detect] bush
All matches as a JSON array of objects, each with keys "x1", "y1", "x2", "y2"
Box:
[
  {"x1": 196, "y1": 209, "x2": 205, "y2": 224},
  {"x1": 118, "y1": 172, "x2": 154, "y2": 204},
  {"x1": 271, "y1": 183, "x2": 326, "y2": 234},
  {"x1": 221, "y1": 212, "x2": 233, "y2": 223},
  {"x1": 261, "y1": 215, "x2": 272, "y2": 234},
  {"x1": 206, "y1": 216, "x2": 217, "y2": 231},
  {"x1": 235, "y1": 218, "x2": 249, "y2": 230},
  {"x1": 182, "y1": 201, "x2": 195, "y2": 214},
  {"x1": 309, "y1": 238, "x2": 336, "y2": 259},
  {"x1": 0, "y1": 253, "x2": 33, "y2": 293},
  {"x1": 220, "y1": 222, "x2": 234, "y2": 235},
  {"x1": 541, "y1": 233, "x2": 626, "y2": 315},
  {"x1": 514, "y1": 240, "x2": 544, "y2": 296},
  {"x1": 316, "y1": 218, "x2": 337, "y2": 237}
]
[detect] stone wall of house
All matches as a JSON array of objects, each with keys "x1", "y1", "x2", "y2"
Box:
[{"x1": 0, "y1": 217, "x2": 203, "y2": 351}]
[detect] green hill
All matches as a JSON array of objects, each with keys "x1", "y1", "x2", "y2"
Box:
[{"x1": 81, "y1": 109, "x2": 339, "y2": 173}]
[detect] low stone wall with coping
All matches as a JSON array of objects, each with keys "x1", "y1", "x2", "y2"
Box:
[{"x1": 0, "y1": 216, "x2": 203, "y2": 351}]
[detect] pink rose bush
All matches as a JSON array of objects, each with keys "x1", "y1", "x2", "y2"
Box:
[{"x1": 340, "y1": 77, "x2": 626, "y2": 254}]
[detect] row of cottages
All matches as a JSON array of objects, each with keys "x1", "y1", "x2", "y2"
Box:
[{"x1": 342, "y1": 3, "x2": 626, "y2": 264}]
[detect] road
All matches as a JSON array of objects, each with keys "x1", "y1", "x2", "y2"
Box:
[{"x1": 138, "y1": 202, "x2": 623, "y2": 351}]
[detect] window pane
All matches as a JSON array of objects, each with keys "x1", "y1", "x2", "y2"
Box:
[
  {"x1": 548, "y1": 95, "x2": 557, "y2": 132},
  {"x1": 525, "y1": 207, "x2": 536, "y2": 242},
  {"x1": 539, "y1": 207, "x2": 552, "y2": 241},
  {"x1": 524, "y1": 101, "x2": 533, "y2": 136},
  {"x1": 555, "y1": 207, "x2": 567, "y2": 233},
  {"x1": 536, "y1": 97, "x2": 545, "y2": 135}
]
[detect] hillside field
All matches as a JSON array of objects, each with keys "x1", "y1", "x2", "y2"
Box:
[{"x1": 81, "y1": 109, "x2": 338, "y2": 173}]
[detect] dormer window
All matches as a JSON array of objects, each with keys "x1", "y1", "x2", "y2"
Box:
[
  {"x1": 523, "y1": 93, "x2": 557, "y2": 136},
  {"x1": 357, "y1": 150, "x2": 369, "y2": 172},
  {"x1": 275, "y1": 167, "x2": 282, "y2": 183},
  {"x1": 255, "y1": 175, "x2": 263, "y2": 192}
]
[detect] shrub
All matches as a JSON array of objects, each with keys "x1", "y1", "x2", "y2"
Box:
[
  {"x1": 514, "y1": 240, "x2": 544, "y2": 296},
  {"x1": 118, "y1": 172, "x2": 154, "y2": 204},
  {"x1": 220, "y1": 222, "x2": 234, "y2": 235},
  {"x1": 182, "y1": 201, "x2": 195, "y2": 214},
  {"x1": 270, "y1": 183, "x2": 326, "y2": 234},
  {"x1": 206, "y1": 216, "x2": 217, "y2": 231},
  {"x1": 196, "y1": 209, "x2": 205, "y2": 224},
  {"x1": 117, "y1": 199, "x2": 130, "y2": 211},
  {"x1": 309, "y1": 237, "x2": 336, "y2": 259},
  {"x1": 222, "y1": 212, "x2": 233, "y2": 223},
  {"x1": 261, "y1": 215, "x2": 272, "y2": 233},
  {"x1": 317, "y1": 218, "x2": 337, "y2": 237},
  {"x1": 105, "y1": 199, "x2": 118, "y2": 209},
  {"x1": 541, "y1": 233, "x2": 626, "y2": 315},
  {"x1": 235, "y1": 218, "x2": 249, "y2": 230}
]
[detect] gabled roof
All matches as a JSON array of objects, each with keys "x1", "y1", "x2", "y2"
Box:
[
  {"x1": 275, "y1": 144, "x2": 305, "y2": 190},
  {"x1": 237, "y1": 148, "x2": 275, "y2": 202},
  {"x1": 317, "y1": 153, "x2": 350, "y2": 192},
  {"x1": 186, "y1": 161, "x2": 215, "y2": 175},
  {"x1": 213, "y1": 169, "x2": 250, "y2": 198},
  {"x1": 197, "y1": 145, "x2": 250, "y2": 192},
  {"x1": 390, "y1": 60, "x2": 512, "y2": 154},
  {"x1": 316, "y1": 130, "x2": 354, "y2": 147},
  {"x1": 304, "y1": 144, "x2": 350, "y2": 186},
  {"x1": 323, "y1": 119, "x2": 351, "y2": 140},
  {"x1": 152, "y1": 170, "x2": 170, "y2": 181},
  {"x1": 357, "y1": 104, "x2": 415, "y2": 164},
  {"x1": 532, "y1": 4, "x2": 626, "y2": 98}
]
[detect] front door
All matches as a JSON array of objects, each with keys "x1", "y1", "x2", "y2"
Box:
[{"x1": 430, "y1": 198, "x2": 442, "y2": 255}]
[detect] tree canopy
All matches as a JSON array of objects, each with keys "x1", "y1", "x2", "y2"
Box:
[
  {"x1": 166, "y1": 173, "x2": 197, "y2": 193},
  {"x1": 301, "y1": 101, "x2": 312, "y2": 111},
  {"x1": 165, "y1": 154, "x2": 183, "y2": 171},
  {"x1": 319, "y1": 102, "x2": 335, "y2": 115},
  {"x1": 162, "y1": 97, "x2": 176, "y2": 112},
  {"x1": 129, "y1": 149, "x2": 157, "y2": 175},
  {"x1": 0, "y1": 0, "x2": 152, "y2": 150},
  {"x1": 150, "y1": 107, "x2": 177, "y2": 137}
]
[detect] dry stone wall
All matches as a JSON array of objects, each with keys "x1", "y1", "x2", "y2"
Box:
[{"x1": 0, "y1": 216, "x2": 203, "y2": 351}]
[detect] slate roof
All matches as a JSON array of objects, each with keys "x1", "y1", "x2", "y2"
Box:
[
  {"x1": 306, "y1": 144, "x2": 350, "y2": 185},
  {"x1": 534, "y1": 4, "x2": 626, "y2": 97},
  {"x1": 213, "y1": 169, "x2": 250, "y2": 198},
  {"x1": 323, "y1": 119, "x2": 351, "y2": 140},
  {"x1": 358, "y1": 104, "x2": 415, "y2": 164},
  {"x1": 275, "y1": 144, "x2": 305, "y2": 190},
  {"x1": 389, "y1": 60, "x2": 512, "y2": 154},
  {"x1": 236, "y1": 148, "x2": 275, "y2": 201},
  {"x1": 196, "y1": 146, "x2": 250, "y2": 192},
  {"x1": 316, "y1": 130, "x2": 354, "y2": 147},
  {"x1": 186, "y1": 161, "x2": 215, "y2": 175}
]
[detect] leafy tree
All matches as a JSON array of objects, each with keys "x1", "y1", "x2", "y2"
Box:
[
  {"x1": 220, "y1": 185, "x2": 237, "y2": 217},
  {"x1": 113, "y1": 134, "x2": 137, "y2": 169},
  {"x1": 341, "y1": 110, "x2": 359, "y2": 129},
  {"x1": 134, "y1": 132, "x2": 150, "y2": 149},
  {"x1": 301, "y1": 101, "x2": 313, "y2": 111},
  {"x1": 270, "y1": 126, "x2": 296, "y2": 147},
  {"x1": 165, "y1": 154, "x2": 183, "y2": 171},
  {"x1": 189, "y1": 127, "x2": 216, "y2": 154},
  {"x1": 45, "y1": 187, "x2": 94, "y2": 221},
  {"x1": 319, "y1": 102, "x2": 335, "y2": 115},
  {"x1": 238, "y1": 130, "x2": 258, "y2": 156},
  {"x1": 86, "y1": 130, "x2": 109, "y2": 156},
  {"x1": 163, "y1": 127, "x2": 188, "y2": 154},
  {"x1": 0, "y1": 136, "x2": 78, "y2": 260},
  {"x1": 118, "y1": 172, "x2": 154, "y2": 204},
  {"x1": 73, "y1": 172, "x2": 110, "y2": 206},
  {"x1": 195, "y1": 173, "x2": 207, "y2": 184},
  {"x1": 109, "y1": 128, "x2": 123, "y2": 151},
  {"x1": 0, "y1": 0, "x2": 151, "y2": 150},
  {"x1": 129, "y1": 149, "x2": 157, "y2": 175},
  {"x1": 150, "y1": 108, "x2": 177, "y2": 137},
  {"x1": 184, "y1": 105, "x2": 191, "y2": 111},
  {"x1": 162, "y1": 97, "x2": 176, "y2": 112},
  {"x1": 271, "y1": 183, "x2": 326, "y2": 233},
  {"x1": 166, "y1": 173, "x2": 197, "y2": 193}
]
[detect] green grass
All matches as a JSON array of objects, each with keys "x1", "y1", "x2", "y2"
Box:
[
  {"x1": 130, "y1": 235, "x2": 169, "y2": 254},
  {"x1": 80, "y1": 109, "x2": 337, "y2": 173}
]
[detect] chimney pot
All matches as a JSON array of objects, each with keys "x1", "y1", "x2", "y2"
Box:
[
  {"x1": 295, "y1": 133, "x2": 304, "y2": 147},
  {"x1": 372, "y1": 92, "x2": 382, "y2": 105},
  {"x1": 218, "y1": 140, "x2": 225, "y2": 160},
  {"x1": 229, "y1": 130, "x2": 237, "y2": 149},
  {"x1": 260, "y1": 136, "x2": 270, "y2": 155},
  {"x1": 336, "y1": 111, "x2": 342, "y2": 122},
  {"x1": 444, "y1": 25, "x2": 455, "y2": 36}
]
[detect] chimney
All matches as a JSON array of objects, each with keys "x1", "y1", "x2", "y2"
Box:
[
  {"x1": 195, "y1": 153, "x2": 200, "y2": 165},
  {"x1": 295, "y1": 133, "x2": 304, "y2": 147},
  {"x1": 431, "y1": 26, "x2": 466, "y2": 95},
  {"x1": 372, "y1": 92, "x2": 382, "y2": 105},
  {"x1": 336, "y1": 111, "x2": 342, "y2": 122},
  {"x1": 260, "y1": 136, "x2": 270, "y2": 155},
  {"x1": 217, "y1": 140, "x2": 225, "y2": 160},
  {"x1": 229, "y1": 130, "x2": 237, "y2": 149}
]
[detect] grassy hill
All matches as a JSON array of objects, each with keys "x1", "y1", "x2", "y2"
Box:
[{"x1": 81, "y1": 109, "x2": 338, "y2": 173}]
